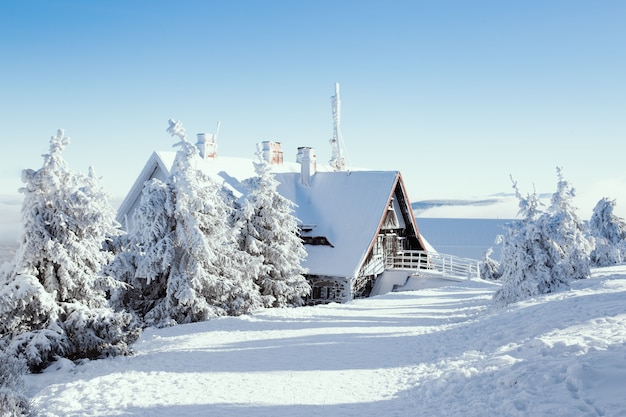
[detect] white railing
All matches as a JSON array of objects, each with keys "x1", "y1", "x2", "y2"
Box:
[
  {"x1": 361, "y1": 254, "x2": 386, "y2": 277},
  {"x1": 387, "y1": 250, "x2": 480, "y2": 280}
]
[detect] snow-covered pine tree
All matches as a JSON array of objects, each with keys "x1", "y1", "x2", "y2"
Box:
[
  {"x1": 165, "y1": 120, "x2": 263, "y2": 320},
  {"x1": 109, "y1": 120, "x2": 263, "y2": 327},
  {"x1": 588, "y1": 197, "x2": 626, "y2": 266},
  {"x1": 0, "y1": 130, "x2": 139, "y2": 371},
  {"x1": 13, "y1": 131, "x2": 125, "y2": 306},
  {"x1": 236, "y1": 147, "x2": 310, "y2": 308},
  {"x1": 493, "y1": 178, "x2": 565, "y2": 306},
  {"x1": 107, "y1": 178, "x2": 174, "y2": 325},
  {"x1": 543, "y1": 167, "x2": 591, "y2": 280}
]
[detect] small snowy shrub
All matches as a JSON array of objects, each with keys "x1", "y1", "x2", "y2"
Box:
[
  {"x1": 480, "y1": 246, "x2": 501, "y2": 281},
  {"x1": 590, "y1": 237, "x2": 625, "y2": 267},
  {"x1": 0, "y1": 351, "x2": 33, "y2": 417},
  {"x1": 0, "y1": 272, "x2": 68, "y2": 371},
  {"x1": 62, "y1": 303, "x2": 139, "y2": 361}
]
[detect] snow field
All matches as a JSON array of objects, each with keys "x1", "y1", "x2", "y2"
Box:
[{"x1": 26, "y1": 266, "x2": 626, "y2": 417}]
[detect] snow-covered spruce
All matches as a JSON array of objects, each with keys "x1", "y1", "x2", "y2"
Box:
[
  {"x1": 493, "y1": 181, "x2": 563, "y2": 306},
  {"x1": 493, "y1": 168, "x2": 591, "y2": 306},
  {"x1": 588, "y1": 197, "x2": 626, "y2": 266},
  {"x1": 107, "y1": 179, "x2": 174, "y2": 325},
  {"x1": 0, "y1": 130, "x2": 139, "y2": 372},
  {"x1": 544, "y1": 167, "x2": 591, "y2": 281},
  {"x1": 235, "y1": 147, "x2": 310, "y2": 308},
  {"x1": 110, "y1": 120, "x2": 264, "y2": 327}
]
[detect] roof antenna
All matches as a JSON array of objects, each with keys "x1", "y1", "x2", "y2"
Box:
[
  {"x1": 214, "y1": 120, "x2": 221, "y2": 141},
  {"x1": 329, "y1": 82, "x2": 347, "y2": 171}
]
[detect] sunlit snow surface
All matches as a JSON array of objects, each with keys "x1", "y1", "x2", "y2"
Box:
[{"x1": 26, "y1": 266, "x2": 626, "y2": 417}]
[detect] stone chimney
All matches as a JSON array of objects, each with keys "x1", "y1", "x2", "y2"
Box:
[
  {"x1": 296, "y1": 147, "x2": 316, "y2": 186},
  {"x1": 196, "y1": 133, "x2": 217, "y2": 159},
  {"x1": 260, "y1": 141, "x2": 283, "y2": 165}
]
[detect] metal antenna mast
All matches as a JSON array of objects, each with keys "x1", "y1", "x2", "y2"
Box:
[{"x1": 329, "y1": 82, "x2": 346, "y2": 171}]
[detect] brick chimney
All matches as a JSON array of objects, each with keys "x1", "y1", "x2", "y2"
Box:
[
  {"x1": 196, "y1": 133, "x2": 217, "y2": 159},
  {"x1": 260, "y1": 141, "x2": 283, "y2": 165}
]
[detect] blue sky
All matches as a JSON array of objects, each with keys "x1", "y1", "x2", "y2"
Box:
[{"x1": 1, "y1": 0, "x2": 625, "y2": 218}]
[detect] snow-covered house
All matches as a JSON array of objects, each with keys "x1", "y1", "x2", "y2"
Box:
[
  {"x1": 116, "y1": 139, "x2": 428, "y2": 304},
  {"x1": 274, "y1": 149, "x2": 428, "y2": 302},
  {"x1": 117, "y1": 84, "x2": 428, "y2": 304}
]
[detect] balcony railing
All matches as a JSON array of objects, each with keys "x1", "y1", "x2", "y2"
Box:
[{"x1": 387, "y1": 250, "x2": 480, "y2": 280}]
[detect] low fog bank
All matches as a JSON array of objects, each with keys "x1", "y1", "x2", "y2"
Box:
[
  {"x1": 416, "y1": 218, "x2": 510, "y2": 261},
  {"x1": 0, "y1": 194, "x2": 21, "y2": 249}
]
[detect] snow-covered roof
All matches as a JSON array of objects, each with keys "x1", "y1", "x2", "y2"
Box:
[
  {"x1": 274, "y1": 170, "x2": 400, "y2": 278},
  {"x1": 116, "y1": 151, "x2": 333, "y2": 226},
  {"x1": 117, "y1": 151, "x2": 418, "y2": 279}
]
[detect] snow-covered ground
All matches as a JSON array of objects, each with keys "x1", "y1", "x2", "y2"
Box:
[{"x1": 25, "y1": 265, "x2": 626, "y2": 417}]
